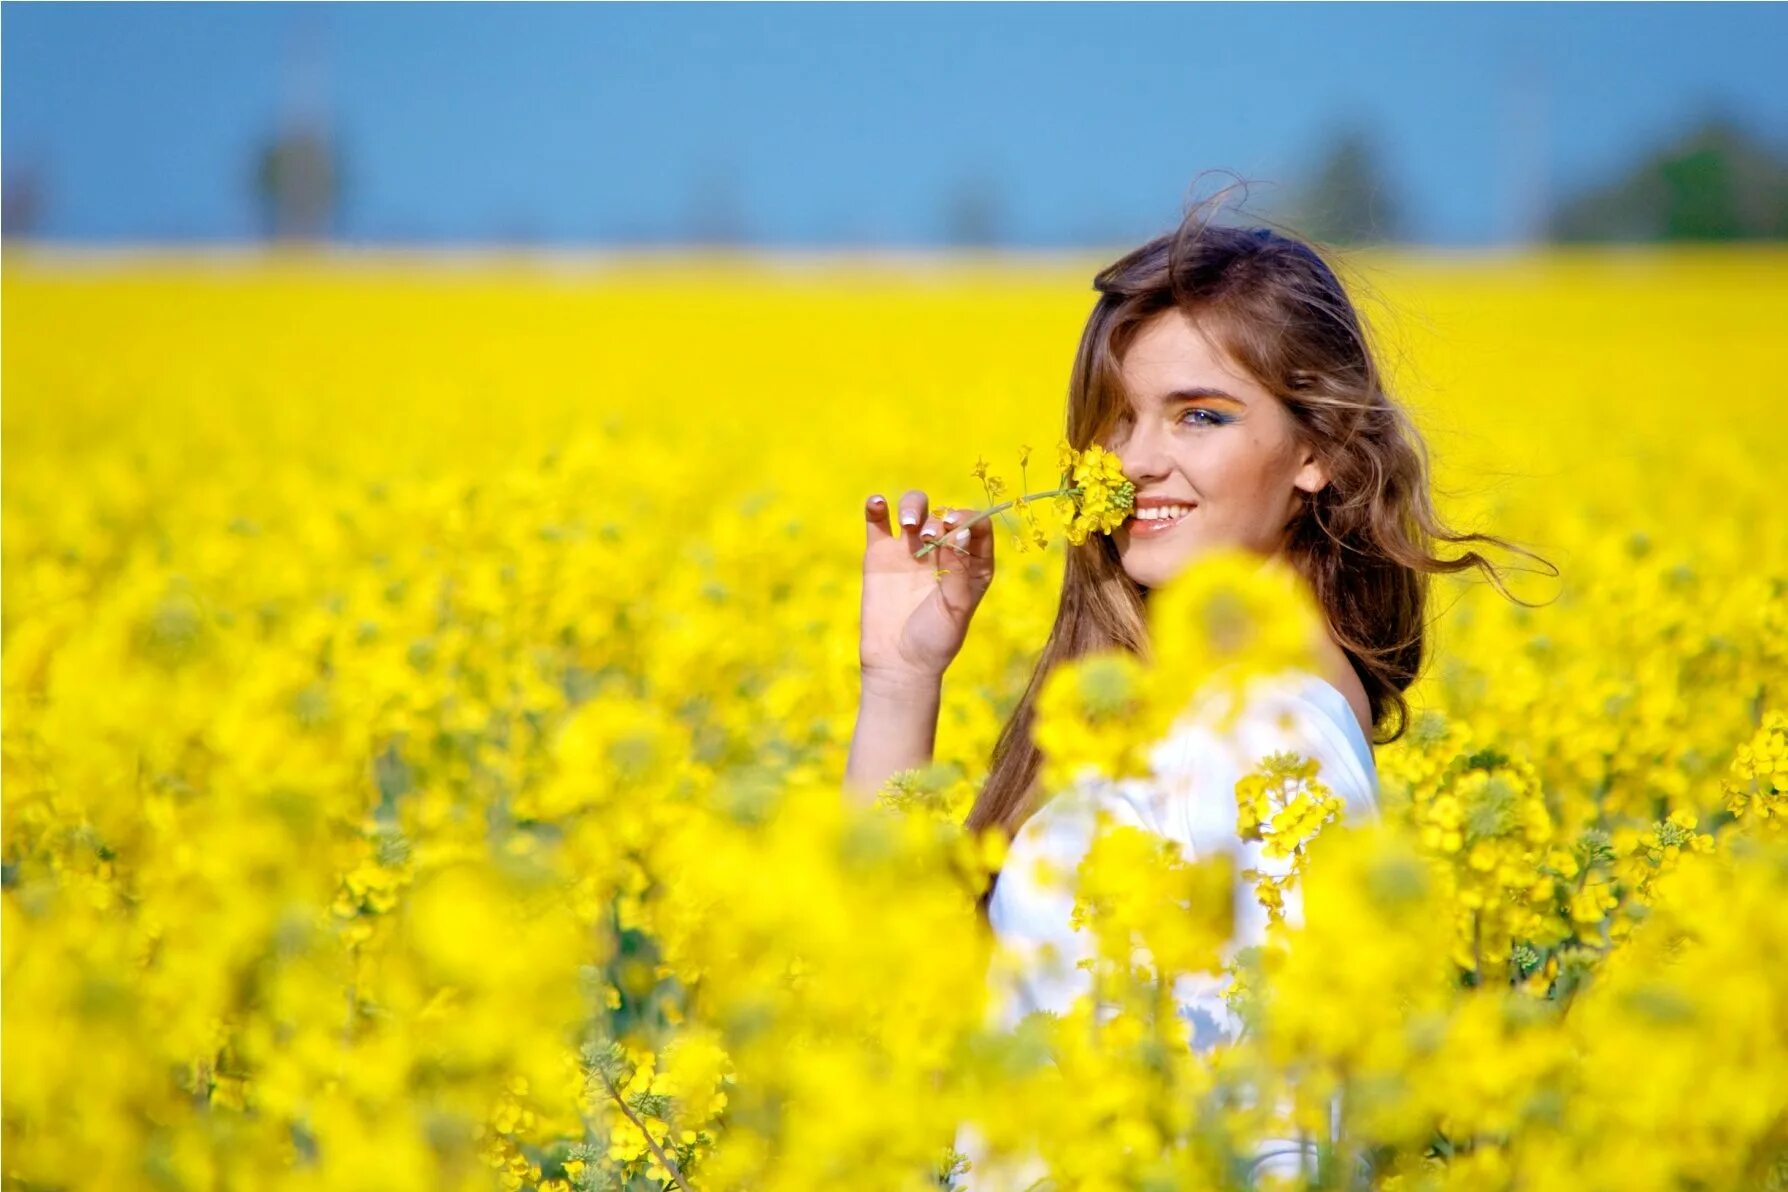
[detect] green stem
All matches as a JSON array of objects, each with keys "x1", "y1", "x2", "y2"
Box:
[
  {"x1": 597, "y1": 1063, "x2": 696, "y2": 1192},
  {"x1": 913, "y1": 486, "x2": 1078, "y2": 558}
]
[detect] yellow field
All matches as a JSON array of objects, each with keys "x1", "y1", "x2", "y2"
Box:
[{"x1": 4, "y1": 248, "x2": 1786, "y2": 1190}]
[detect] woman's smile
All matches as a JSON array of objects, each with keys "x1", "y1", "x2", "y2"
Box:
[{"x1": 1125, "y1": 503, "x2": 1196, "y2": 537}]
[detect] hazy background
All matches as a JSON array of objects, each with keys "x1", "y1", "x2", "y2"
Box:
[{"x1": 4, "y1": 1, "x2": 1786, "y2": 250}]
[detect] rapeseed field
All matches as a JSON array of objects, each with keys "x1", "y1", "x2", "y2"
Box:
[{"x1": 4, "y1": 248, "x2": 1785, "y2": 1190}]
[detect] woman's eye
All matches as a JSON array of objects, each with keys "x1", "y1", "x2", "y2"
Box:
[{"x1": 1180, "y1": 408, "x2": 1225, "y2": 428}]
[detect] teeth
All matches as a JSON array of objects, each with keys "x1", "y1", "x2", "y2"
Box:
[{"x1": 1136, "y1": 505, "x2": 1193, "y2": 521}]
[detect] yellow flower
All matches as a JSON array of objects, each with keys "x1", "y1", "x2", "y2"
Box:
[
  {"x1": 917, "y1": 441, "x2": 1135, "y2": 559},
  {"x1": 1033, "y1": 649, "x2": 1165, "y2": 787},
  {"x1": 1053, "y1": 441, "x2": 1136, "y2": 544}
]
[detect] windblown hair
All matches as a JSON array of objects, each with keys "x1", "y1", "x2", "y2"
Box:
[{"x1": 964, "y1": 191, "x2": 1556, "y2": 904}]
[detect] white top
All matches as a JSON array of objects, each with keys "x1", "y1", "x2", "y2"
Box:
[{"x1": 952, "y1": 668, "x2": 1381, "y2": 1189}]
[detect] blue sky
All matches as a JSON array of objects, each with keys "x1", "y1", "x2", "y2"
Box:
[{"x1": 4, "y1": 2, "x2": 1785, "y2": 246}]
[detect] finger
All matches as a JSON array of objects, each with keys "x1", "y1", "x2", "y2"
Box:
[
  {"x1": 920, "y1": 504, "x2": 949, "y2": 548},
  {"x1": 920, "y1": 503, "x2": 968, "y2": 550},
  {"x1": 930, "y1": 513, "x2": 990, "y2": 564},
  {"x1": 865, "y1": 493, "x2": 895, "y2": 543},
  {"x1": 958, "y1": 512, "x2": 995, "y2": 562},
  {"x1": 931, "y1": 531, "x2": 979, "y2": 617},
  {"x1": 898, "y1": 489, "x2": 930, "y2": 553}
]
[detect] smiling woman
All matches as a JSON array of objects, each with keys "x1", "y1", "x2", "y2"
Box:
[
  {"x1": 935, "y1": 197, "x2": 1556, "y2": 1188},
  {"x1": 955, "y1": 203, "x2": 1555, "y2": 854},
  {"x1": 845, "y1": 191, "x2": 1558, "y2": 876},
  {"x1": 844, "y1": 190, "x2": 1558, "y2": 1184}
]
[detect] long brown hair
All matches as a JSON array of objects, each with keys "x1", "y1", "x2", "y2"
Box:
[{"x1": 964, "y1": 192, "x2": 1557, "y2": 893}]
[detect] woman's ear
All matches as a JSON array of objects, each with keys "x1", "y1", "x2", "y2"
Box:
[{"x1": 1292, "y1": 450, "x2": 1330, "y2": 496}]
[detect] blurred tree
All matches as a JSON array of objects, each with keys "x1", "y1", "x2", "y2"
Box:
[
  {"x1": 1551, "y1": 114, "x2": 1788, "y2": 241},
  {"x1": 687, "y1": 161, "x2": 749, "y2": 247},
  {"x1": 254, "y1": 11, "x2": 342, "y2": 243},
  {"x1": 941, "y1": 170, "x2": 1005, "y2": 247},
  {"x1": 1290, "y1": 125, "x2": 1406, "y2": 245},
  {"x1": 252, "y1": 123, "x2": 341, "y2": 242},
  {"x1": 2, "y1": 153, "x2": 48, "y2": 242}
]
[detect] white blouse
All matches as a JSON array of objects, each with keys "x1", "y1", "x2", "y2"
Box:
[{"x1": 952, "y1": 668, "x2": 1381, "y2": 1190}]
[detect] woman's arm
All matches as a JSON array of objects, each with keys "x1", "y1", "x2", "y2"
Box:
[
  {"x1": 843, "y1": 668, "x2": 943, "y2": 806},
  {"x1": 848, "y1": 484, "x2": 996, "y2": 806}
]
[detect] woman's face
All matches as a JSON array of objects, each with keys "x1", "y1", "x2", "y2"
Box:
[{"x1": 1100, "y1": 308, "x2": 1329, "y2": 590}]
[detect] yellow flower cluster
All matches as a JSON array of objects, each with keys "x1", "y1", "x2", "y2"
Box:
[
  {"x1": 1068, "y1": 818, "x2": 1234, "y2": 991},
  {"x1": 1376, "y1": 715, "x2": 1560, "y2": 976},
  {"x1": 918, "y1": 441, "x2": 1130, "y2": 563},
  {"x1": 1234, "y1": 753, "x2": 1345, "y2": 925},
  {"x1": 3, "y1": 251, "x2": 1786, "y2": 1189},
  {"x1": 1033, "y1": 649, "x2": 1162, "y2": 792},
  {"x1": 1723, "y1": 709, "x2": 1788, "y2": 833},
  {"x1": 1054, "y1": 441, "x2": 1136, "y2": 545}
]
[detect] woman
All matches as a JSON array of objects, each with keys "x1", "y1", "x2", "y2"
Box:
[{"x1": 845, "y1": 202, "x2": 1548, "y2": 1185}]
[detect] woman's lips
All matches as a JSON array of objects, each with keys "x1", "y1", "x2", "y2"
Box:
[{"x1": 1126, "y1": 505, "x2": 1194, "y2": 536}]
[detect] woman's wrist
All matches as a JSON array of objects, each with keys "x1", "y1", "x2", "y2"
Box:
[{"x1": 859, "y1": 664, "x2": 945, "y2": 702}]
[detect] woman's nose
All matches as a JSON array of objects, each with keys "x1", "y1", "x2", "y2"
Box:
[{"x1": 1113, "y1": 423, "x2": 1171, "y2": 482}]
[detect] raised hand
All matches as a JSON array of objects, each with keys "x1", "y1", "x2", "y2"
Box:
[{"x1": 858, "y1": 488, "x2": 997, "y2": 687}]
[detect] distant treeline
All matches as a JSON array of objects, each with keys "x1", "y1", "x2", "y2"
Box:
[
  {"x1": 6, "y1": 111, "x2": 1785, "y2": 248},
  {"x1": 1549, "y1": 116, "x2": 1788, "y2": 242},
  {"x1": 1290, "y1": 113, "x2": 1788, "y2": 246}
]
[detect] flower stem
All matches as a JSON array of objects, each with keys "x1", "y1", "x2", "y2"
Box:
[
  {"x1": 597, "y1": 1063, "x2": 695, "y2": 1192},
  {"x1": 914, "y1": 486, "x2": 1078, "y2": 558}
]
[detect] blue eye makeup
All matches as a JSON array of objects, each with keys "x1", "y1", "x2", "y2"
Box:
[{"x1": 1179, "y1": 407, "x2": 1231, "y2": 428}]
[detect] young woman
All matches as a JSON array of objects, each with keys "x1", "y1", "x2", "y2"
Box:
[{"x1": 845, "y1": 205, "x2": 1549, "y2": 1184}]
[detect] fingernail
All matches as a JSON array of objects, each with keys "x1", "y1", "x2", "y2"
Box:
[
  {"x1": 954, "y1": 529, "x2": 970, "y2": 545},
  {"x1": 900, "y1": 514, "x2": 916, "y2": 528},
  {"x1": 869, "y1": 495, "x2": 885, "y2": 509}
]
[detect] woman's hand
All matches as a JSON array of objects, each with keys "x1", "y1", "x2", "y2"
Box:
[{"x1": 859, "y1": 489, "x2": 997, "y2": 687}]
